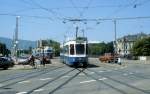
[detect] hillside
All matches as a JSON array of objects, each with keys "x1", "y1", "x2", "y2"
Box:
[{"x1": 0, "y1": 37, "x2": 37, "y2": 50}]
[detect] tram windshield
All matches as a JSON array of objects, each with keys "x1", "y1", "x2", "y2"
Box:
[{"x1": 76, "y1": 44, "x2": 85, "y2": 54}]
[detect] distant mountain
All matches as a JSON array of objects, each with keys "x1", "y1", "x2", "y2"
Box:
[{"x1": 0, "y1": 37, "x2": 37, "y2": 50}]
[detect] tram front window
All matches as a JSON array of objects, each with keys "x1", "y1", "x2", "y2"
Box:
[{"x1": 76, "y1": 44, "x2": 85, "y2": 54}]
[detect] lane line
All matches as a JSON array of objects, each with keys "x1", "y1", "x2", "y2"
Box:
[
  {"x1": 40, "y1": 78, "x2": 52, "y2": 81},
  {"x1": 80, "y1": 80, "x2": 96, "y2": 84}
]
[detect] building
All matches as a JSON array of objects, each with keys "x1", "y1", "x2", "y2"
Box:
[{"x1": 116, "y1": 33, "x2": 148, "y2": 56}]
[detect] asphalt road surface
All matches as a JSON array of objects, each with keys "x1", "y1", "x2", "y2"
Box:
[{"x1": 0, "y1": 57, "x2": 150, "y2": 94}]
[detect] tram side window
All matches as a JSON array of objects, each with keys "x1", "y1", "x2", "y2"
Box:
[
  {"x1": 60, "y1": 48, "x2": 63, "y2": 53},
  {"x1": 64, "y1": 45, "x2": 69, "y2": 54},
  {"x1": 86, "y1": 44, "x2": 88, "y2": 55},
  {"x1": 70, "y1": 44, "x2": 74, "y2": 55}
]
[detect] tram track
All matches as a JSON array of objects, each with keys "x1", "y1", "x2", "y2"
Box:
[
  {"x1": 48, "y1": 68, "x2": 85, "y2": 94},
  {"x1": 84, "y1": 68, "x2": 150, "y2": 94},
  {"x1": 0, "y1": 66, "x2": 63, "y2": 84},
  {"x1": 99, "y1": 63, "x2": 150, "y2": 79},
  {"x1": 27, "y1": 68, "x2": 78, "y2": 94},
  {"x1": 0, "y1": 65, "x2": 66, "y2": 89}
]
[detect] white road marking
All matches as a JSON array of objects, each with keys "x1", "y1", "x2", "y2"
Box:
[
  {"x1": 99, "y1": 70, "x2": 104, "y2": 73},
  {"x1": 18, "y1": 80, "x2": 30, "y2": 84},
  {"x1": 80, "y1": 80, "x2": 96, "y2": 84},
  {"x1": 34, "y1": 89, "x2": 44, "y2": 92},
  {"x1": 129, "y1": 72, "x2": 133, "y2": 74},
  {"x1": 79, "y1": 73, "x2": 85, "y2": 76},
  {"x1": 16, "y1": 92, "x2": 27, "y2": 94},
  {"x1": 40, "y1": 78, "x2": 52, "y2": 81},
  {"x1": 99, "y1": 77, "x2": 107, "y2": 80},
  {"x1": 61, "y1": 76, "x2": 70, "y2": 78},
  {"x1": 123, "y1": 73, "x2": 128, "y2": 76},
  {"x1": 120, "y1": 67, "x2": 125, "y2": 69},
  {"x1": 0, "y1": 84, "x2": 3, "y2": 87},
  {"x1": 88, "y1": 72, "x2": 95, "y2": 74},
  {"x1": 106, "y1": 70, "x2": 111, "y2": 72}
]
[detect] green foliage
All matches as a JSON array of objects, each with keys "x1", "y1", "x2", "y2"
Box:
[
  {"x1": 88, "y1": 41, "x2": 114, "y2": 56},
  {"x1": 132, "y1": 37, "x2": 150, "y2": 56},
  {"x1": 0, "y1": 42, "x2": 10, "y2": 56},
  {"x1": 43, "y1": 39, "x2": 60, "y2": 56}
]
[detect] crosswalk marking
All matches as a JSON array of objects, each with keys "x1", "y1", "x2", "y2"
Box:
[
  {"x1": 18, "y1": 80, "x2": 30, "y2": 84},
  {"x1": 80, "y1": 80, "x2": 96, "y2": 84},
  {"x1": 16, "y1": 92, "x2": 27, "y2": 94},
  {"x1": 34, "y1": 89, "x2": 44, "y2": 92}
]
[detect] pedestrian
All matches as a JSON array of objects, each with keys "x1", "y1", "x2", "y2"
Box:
[
  {"x1": 29, "y1": 55, "x2": 36, "y2": 69},
  {"x1": 118, "y1": 57, "x2": 121, "y2": 65},
  {"x1": 42, "y1": 57, "x2": 46, "y2": 67}
]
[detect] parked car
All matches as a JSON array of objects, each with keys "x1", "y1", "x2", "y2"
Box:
[
  {"x1": 17, "y1": 56, "x2": 30, "y2": 65},
  {"x1": 0, "y1": 57, "x2": 14, "y2": 70}
]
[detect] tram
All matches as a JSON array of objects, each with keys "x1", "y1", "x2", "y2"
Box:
[
  {"x1": 60, "y1": 37, "x2": 88, "y2": 67},
  {"x1": 32, "y1": 46, "x2": 53, "y2": 59}
]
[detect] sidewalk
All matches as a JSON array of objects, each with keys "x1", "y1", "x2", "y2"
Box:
[{"x1": 121, "y1": 59, "x2": 150, "y2": 64}]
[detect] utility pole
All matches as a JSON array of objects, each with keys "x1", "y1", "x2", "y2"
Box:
[
  {"x1": 14, "y1": 16, "x2": 20, "y2": 63},
  {"x1": 113, "y1": 20, "x2": 117, "y2": 63}
]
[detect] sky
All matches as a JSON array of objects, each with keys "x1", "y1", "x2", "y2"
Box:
[{"x1": 0, "y1": 0, "x2": 150, "y2": 43}]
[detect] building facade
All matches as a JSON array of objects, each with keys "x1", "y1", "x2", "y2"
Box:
[{"x1": 116, "y1": 33, "x2": 148, "y2": 56}]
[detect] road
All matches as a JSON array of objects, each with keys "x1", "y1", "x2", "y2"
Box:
[{"x1": 0, "y1": 57, "x2": 150, "y2": 94}]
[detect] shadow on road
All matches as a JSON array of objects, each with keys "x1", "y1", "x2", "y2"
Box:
[{"x1": 87, "y1": 63, "x2": 99, "y2": 68}]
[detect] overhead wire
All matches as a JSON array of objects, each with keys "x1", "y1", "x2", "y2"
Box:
[
  {"x1": 133, "y1": 0, "x2": 150, "y2": 8},
  {"x1": 19, "y1": 0, "x2": 65, "y2": 20},
  {"x1": 106, "y1": 0, "x2": 138, "y2": 18},
  {"x1": 29, "y1": 0, "x2": 65, "y2": 20},
  {"x1": 0, "y1": 13, "x2": 53, "y2": 20},
  {"x1": 79, "y1": 0, "x2": 93, "y2": 18},
  {"x1": 11, "y1": 8, "x2": 41, "y2": 14},
  {"x1": 107, "y1": 0, "x2": 150, "y2": 18},
  {"x1": 69, "y1": 0, "x2": 82, "y2": 17}
]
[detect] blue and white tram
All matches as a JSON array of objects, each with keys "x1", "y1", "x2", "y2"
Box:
[
  {"x1": 60, "y1": 37, "x2": 88, "y2": 67},
  {"x1": 32, "y1": 46, "x2": 53, "y2": 59}
]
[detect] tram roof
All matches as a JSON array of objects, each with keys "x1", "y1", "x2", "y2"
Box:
[{"x1": 62, "y1": 37, "x2": 88, "y2": 46}]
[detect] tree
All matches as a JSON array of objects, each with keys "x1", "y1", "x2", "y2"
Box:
[
  {"x1": 0, "y1": 42, "x2": 10, "y2": 56},
  {"x1": 132, "y1": 37, "x2": 150, "y2": 56},
  {"x1": 88, "y1": 41, "x2": 114, "y2": 56}
]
